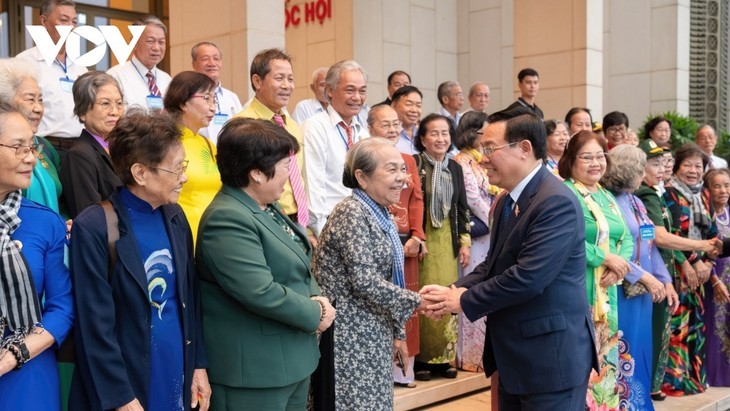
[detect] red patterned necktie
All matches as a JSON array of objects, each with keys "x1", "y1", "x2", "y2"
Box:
[
  {"x1": 273, "y1": 114, "x2": 309, "y2": 228},
  {"x1": 339, "y1": 121, "x2": 353, "y2": 148},
  {"x1": 146, "y1": 71, "x2": 161, "y2": 97}
]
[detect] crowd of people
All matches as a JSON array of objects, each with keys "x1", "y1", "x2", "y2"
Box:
[{"x1": 2, "y1": 1, "x2": 730, "y2": 411}]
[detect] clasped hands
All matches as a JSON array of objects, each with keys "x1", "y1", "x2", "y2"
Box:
[
  {"x1": 311, "y1": 296, "x2": 335, "y2": 332},
  {"x1": 417, "y1": 284, "x2": 467, "y2": 321}
]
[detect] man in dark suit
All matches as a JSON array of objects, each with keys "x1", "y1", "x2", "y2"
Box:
[{"x1": 422, "y1": 108, "x2": 598, "y2": 410}]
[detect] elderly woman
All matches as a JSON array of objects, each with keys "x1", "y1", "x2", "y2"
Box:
[
  {"x1": 704, "y1": 168, "x2": 730, "y2": 387},
  {"x1": 662, "y1": 143, "x2": 717, "y2": 396},
  {"x1": 0, "y1": 59, "x2": 62, "y2": 213},
  {"x1": 413, "y1": 113, "x2": 470, "y2": 381},
  {"x1": 197, "y1": 118, "x2": 333, "y2": 410},
  {"x1": 163, "y1": 71, "x2": 221, "y2": 244},
  {"x1": 600, "y1": 144, "x2": 678, "y2": 410},
  {"x1": 60, "y1": 71, "x2": 124, "y2": 218},
  {"x1": 0, "y1": 105, "x2": 73, "y2": 410},
  {"x1": 632, "y1": 139, "x2": 717, "y2": 400},
  {"x1": 644, "y1": 116, "x2": 673, "y2": 150},
  {"x1": 453, "y1": 111, "x2": 498, "y2": 372},
  {"x1": 313, "y1": 137, "x2": 424, "y2": 410},
  {"x1": 602, "y1": 111, "x2": 629, "y2": 150},
  {"x1": 565, "y1": 107, "x2": 593, "y2": 136},
  {"x1": 367, "y1": 105, "x2": 425, "y2": 388},
  {"x1": 69, "y1": 110, "x2": 210, "y2": 411},
  {"x1": 544, "y1": 119, "x2": 569, "y2": 176},
  {"x1": 560, "y1": 131, "x2": 634, "y2": 410}
]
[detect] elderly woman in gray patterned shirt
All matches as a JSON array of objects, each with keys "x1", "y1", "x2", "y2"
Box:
[{"x1": 312, "y1": 137, "x2": 427, "y2": 411}]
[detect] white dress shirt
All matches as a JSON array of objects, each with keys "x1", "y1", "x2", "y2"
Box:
[
  {"x1": 16, "y1": 47, "x2": 87, "y2": 138},
  {"x1": 107, "y1": 56, "x2": 172, "y2": 110},
  {"x1": 710, "y1": 154, "x2": 728, "y2": 170},
  {"x1": 199, "y1": 83, "x2": 243, "y2": 144},
  {"x1": 292, "y1": 98, "x2": 326, "y2": 124},
  {"x1": 301, "y1": 106, "x2": 370, "y2": 236},
  {"x1": 438, "y1": 106, "x2": 462, "y2": 126}
]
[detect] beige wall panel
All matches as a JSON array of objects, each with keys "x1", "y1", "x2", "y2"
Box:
[
  {"x1": 514, "y1": 0, "x2": 573, "y2": 57},
  {"x1": 540, "y1": 87, "x2": 574, "y2": 120},
  {"x1": 353, "y1": 0, "x2": 383, "y2": 84},
  {"x1": 435, "y1": 0, "x2": 458, "y2": 53},
  {"x1": 383, "y1": 0, "x2": 410, "y2": 44},
  {"x1": 606, "y1": 72, "x2": 651, "y2": 125},
  {"x1": 411, "y1": 0, "x2": 436, "y2": 9},
  {"x1": 470, "y1": 0, "x2": 500, "y2": 12},
  {"x1": 409, "y1": 6, "x2": 437, "y2": 88}
]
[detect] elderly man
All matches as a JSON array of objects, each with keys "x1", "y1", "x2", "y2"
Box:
[
  {"x1": 107, "y1": 15, "x2": 171, "y2": 109},
  {"x1": 375, "y1": 70, "x2": 411, "y2": 107},
  {"x1": 391, "y1": 85, "x2": 423, "y2": 155},
  {"x1": 696, "y1": 124, "x2": 728, "y2": 169},
  {"x1": 302, "y1": 60, "x2": 370, "y2": 237},
  {"x1": 437, "y1": 81, "x2": 464, "y2": 126},
  {"x1": 236, "y1": 48, "x2": 312, "y2": 244},
  {"x1": 16, "y1": 0, "x2": 87, "y2": 153},
  {"x1": 422, "y1": 108, "x2": 597, "y2": 411},
  {"x1": 467, "y1": 82, "x2": 490, "y2": 113},
  {"x1": 506, "y1": 68, "x2": 543, "y2": 119},
  {"x1": 191, "y1": 41, "x2": 243, "y2": 143},
  {"x1": 292, "y1": 67, "x2": 328, "y2": 124}
]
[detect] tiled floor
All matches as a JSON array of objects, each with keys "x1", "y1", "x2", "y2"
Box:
[{"x1": 415, "y1": 386, "x2": 730, "y2": 410}]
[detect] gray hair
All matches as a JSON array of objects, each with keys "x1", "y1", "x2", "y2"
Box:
[
  {"x1": 601, "y1": 144, "x2": 647, "y2": 194},
  {"x1": 366, "y1": 104, "x2": 396, "y2": 128},
  {"x1": 468, "y1": 81, "x2": 488, "y2": 97},
  {"x1": 311, "y1": 67, "x2": 328, "y2": 84},
  {"x1": 342, "y1": 137, "x2": 392, "y2": 189},
  {"x1": 41, "y1": 0, "x2": 76, "y2": 16},
  {"x1": 72, "y1": 71, "x2": 122, "y2": 121},
  {"x1": 325, "y1": 60, "x2": 367, "y2": 104},
  {"x1": 0, "y1": 58, "x2": 38, "y2": 105},
  {"x1": 437, "y1": 81, "x2": 459, "y2": 105},
  {"x1": 191, "y1": 41, "x2": 222, "y2": 61},
  {"x1": 134, "y1": 15, "x2": 168, "y2": 35}
]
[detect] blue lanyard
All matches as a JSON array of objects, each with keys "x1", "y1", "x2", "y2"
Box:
[
  {"x1": 55, "y1": 56, "x2": 68, "y2": 79},
  {"x1": 215, "y1": 87, "x2": 222, "y2": 114},
  {"x1": 132, "y1": 62, "x2": 156, "y2": 94},
  {"x1": 336, "y1": 123, "x2": 351, "y2": 149},
  {"x1": 628, "y1": 194, "x2": 650, "y2": 227}
]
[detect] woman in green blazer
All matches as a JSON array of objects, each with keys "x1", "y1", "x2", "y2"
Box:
[{"x1": 196, "y1": 118, "x2": 335, "y2": 411}]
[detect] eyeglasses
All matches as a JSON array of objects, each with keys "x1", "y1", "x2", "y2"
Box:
[
  {"x1": 94, "y1": 100, "x2": 128, "y2": 112},
  {"x1": 576, "y1": 152, "x2": 608, "y2": 163},
  {"x1": 0, "y1": 142, "x2": 43, "y2": 158},
  {"x1": 149, "y1": 160, "x2": 189, "y2": 178},
  {"x1": 192, "y1": 94, "x2": 218, "y2": 106},
  {"x1": 605, "y1": 125, "x2": 627, "y2": 135},
  {"x1": 479, "y1": 141, "x2": 519, "y2": 156}
]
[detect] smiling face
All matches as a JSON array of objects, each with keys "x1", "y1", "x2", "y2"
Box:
[
  {"x1": 253, "y1": 59, "x2": 294, "y2": 113},
  {"x1": 392, "y1": 91, "x2": 422, "y2": 129},
  {"x1": 357, "y1": 145, "x2": 405, "y2": 206},
  {"x1": 138, "y1": 143, "x2": 188, "y2": 208},
  {"x1": 547, "y1": 122, "x2": 569, "y2": 158},
  {"x1": 0, "y1": 113, "x2": 36, "y2": 199},
  {"x1": 134, "y1": 24, "x2": 167, "y2": 69},
  {"x1": 40, "y1": 4, "x2": 77, "y2": 45},
  {"x1": 255, "y1": 156, "x2": 292, "y2": 205},
  {"x1": 328, "y1": 69, "x2": 367, "y2": 124},
  {"x1": 192, "y1": 44, "x2": 222, "y2": 83},
  {"x1": 675, "y1": 155, "x2": 704, "y2": 186},
  {"x1": 12, "y1": 77, "x2": 44, "y2": 134},
  {"x1": 387, "y1": 73, "x2": 410, "y2": 98},
  {"x1": 709, "y1": 172, "x2": 730, "y2": 210},
  {"x1": 181, "y1": 87, "x2": 216, "y2": 132},
  {"x1": 421, "y1": 118, "x2": 451, "y2": 161},
  {"x1": 80, "y1": 83, "x2": 124, "y2": 138},
  {"x1": 479, "y1": 121, "x2": 525, "y2": 191},
  {"x1": 570, "y1": 140, "x2": 606, "y2": 189},
  {"x1": 368, "y1": 106, "x2": 402, "y2": 144}
]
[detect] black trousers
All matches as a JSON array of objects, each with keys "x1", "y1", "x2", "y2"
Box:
[{"x1": 498, "y1": 375, "x2": 589, "y2": 411}]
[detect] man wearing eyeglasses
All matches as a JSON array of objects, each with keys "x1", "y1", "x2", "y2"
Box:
[
  {"x1": 466, "y1": 82, "x2": 490, "y2": 114},
  {"x1": 235, "y1": 49, "x2": 313, "y2": 244},
  {"x1": 421, "y1": 107, "x2": 598, "y2": 411},
  {"x1": 437, "y1": 81, "x2": 464, "y2": 126},
  {"x1": 696, "y1": 125, "x2": 728, "y2": 170},
  {"x1": 191, "y1": 42, "x2": 243, "y2": 145},
  {"x1": 16, "y1": 0, "x2": 88, "y2": 154},
  {"x1": 107, "y1": 15, "x2": 171, "y2": 110}
]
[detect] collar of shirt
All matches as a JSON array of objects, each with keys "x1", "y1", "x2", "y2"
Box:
[
  {"x1": 508, "y1": 163, "x2": 542, "y2": 203},
  {"x1": 326, "y1": 104, "x2": 361, "y2": 132},
  {"x1": 88, "y1": 129, "x2": 109, "y2": 151},
  {"x1": 250, "y1": 97, "x2": 285, "y2": 123},
  {"x1": 131, "y1": 55, "x2": 156, "y2": 77}
]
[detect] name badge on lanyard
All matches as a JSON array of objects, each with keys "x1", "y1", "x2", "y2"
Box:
[
  {"x1": 639, "y1": 224, "x2": 655, "y2": 241},
  {"x1": 147, "y1": 95, "x2": 163, "y2": 109},
  {"x1": 212, "y1": 113, "x2": 228, "y2": 125},
  {"x1": 59, "y1": 77, "x2": 74, "y2": 93}
]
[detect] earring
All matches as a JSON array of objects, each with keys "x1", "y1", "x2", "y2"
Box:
[{"x1": 256, "y1": 178, "x2": 261, "y2": 183}]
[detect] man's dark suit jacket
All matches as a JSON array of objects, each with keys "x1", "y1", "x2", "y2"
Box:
[{"x1": 455, "y1": 165, "x2": 598, "y2": 395}]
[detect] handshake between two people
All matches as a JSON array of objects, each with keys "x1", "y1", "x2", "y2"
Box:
[{"x1": 417, "y1": 284, "x2": 468, "y2": 321}]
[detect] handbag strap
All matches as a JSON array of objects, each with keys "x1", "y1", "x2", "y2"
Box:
[{"x1": 99, "y1": 200, "x2": 119, "y2": 281}]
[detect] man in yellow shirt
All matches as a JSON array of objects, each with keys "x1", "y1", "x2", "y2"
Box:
[{"x1": 236, "y1": 48, "x2": 314, "y2": 244}]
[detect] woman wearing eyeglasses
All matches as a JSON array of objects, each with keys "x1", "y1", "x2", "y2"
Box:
[
  {"x1": 0, "y1": 104, "x2": 73, "y2": 411},
  {"x1": 412, "y1": 113, "x2": 470, "y2": 381},
  {"x1": 163, "y1": 71, "x2": 221, "y2": 245},
  {"x1": 69, "y1": 110, "x2": 210, "y2": 411},
  {"x1": 560, "y1": 131, "x2": 634, "y2": 410},
  {"x1": 60, "y1": 71, "x2": 125, "y2": 218}
]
